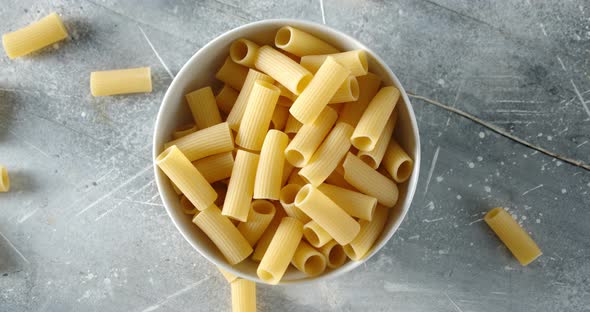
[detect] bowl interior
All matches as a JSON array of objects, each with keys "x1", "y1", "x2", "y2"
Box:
[{"x1": 153, "y1": 19, "x2": 421, "y2": 284}]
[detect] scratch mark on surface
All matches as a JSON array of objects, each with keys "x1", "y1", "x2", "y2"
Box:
[
  {"x1": 423, "y1": 146, "x2": 440, "y2": 196},
  {"x1": 491, "y1": 291, "x2": 507, "y2": 295},
  {"x1": 492, "y1": 100, "x2": 543, "y2": 104},
  {"x1": 115, "y1": 199, "x2": 164, "y2": 207},
  {"x1": 576, "y1": 141, "x2": 588, "y2": 148},
  {"x1": 0, "y1": 231, "x2": 30, "y2": 263},
  {"x1": 522, "y1": 184, "x2": 543, "y2": 196},
  {"x1": 422, "y1": 217, "x2": 444, "y2": 223},
  {"x1": 556, "y1": 56, "x2": 567, "y2": 71},
  {"x1": 557, "y1": 127, "x2": 569, "y2": 135},
  {"x1": 468, "y1": 218, "x2": 484, "y2": 226},
  {"x1": 492, "y1": 109, "x2": 541, "y2": 114},
  {"x1": 570, "y1": 80, "x2": 590, "y2": 118},
  {"x1": 17, "y1": 208, "x2": 39, "y2": 224},
  {"x1": 445, "y1": 293, "x2": 465, "y2": 312},
  {"x1": 130, "y1": 179, "x2": 156, "y2": 197},
  {"x1": 319, "y1": 0, "x2": 326, "y2": 24},
  {"x1": 139, "y1": 276, "x2": 211, "y2": 312},
  {"x1": 8, "y1": 130, "x2": 51, "y2": 158},
  {"x1": 538, "y1": 23, "x2": 547, "y2": 36},
  {"x1": 138, "y1": 26, "x2": 175, "y2": 79},
  {"x1": 95, "y1": 168, "x2": 116, "y2": 183},
  {"x1": 76, "y1": 165, "x2": 153, "y2": 216}
]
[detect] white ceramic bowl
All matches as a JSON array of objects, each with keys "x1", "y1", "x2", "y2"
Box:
[{"x1": 153, "y1": 19, "x2": 421, "y2": 284}]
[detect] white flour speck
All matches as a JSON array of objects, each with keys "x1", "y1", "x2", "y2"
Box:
[
  {"x1": 521, "y1": 215, "x2": 527, "y2": 220},
  {"x1": 470, "y1": 242, "x2": 474, "y2": 246},
  {"x1": 436, "y1": 176, "x2": 444, "y2": 182},
  {"x1": 477, "y1": 156, "x2": 483, "y2": 161},
  {"x1": 456, "y1": 195, "x2": 462, "y2": 200},
  {"x1": 556, "y1": 161, "x2": 563, "y2": 167},
  {"x1": 536, "y1": 219, "x2": 541, "y2": 223},
  {"x1": 500, "y1": 161, "x2": 505, "y2": 165},
  {"x1": 484, "y1": 186, "x2": 491, "y2": 193},
  {"x1": 547, "y1": 135, "x2": 553, "y2": 141},
  {"x1": 81, "y1": 112, "x2": 86, "y2": 117},
  {"x1": 468, "y1": 162, "x2": 475, "y2": 168},
  {"x1": 561, "y1": 188, "x2": 567, "y2": 194},
  {"x1": 479, "y1": 132, "x2": 485, "y2": 139},
  {"x1": 512, "y1": 214, "x2": 518, "y2": 220},
  {"x1": 437, "y1": 79, "x2": 445, "y2": 86},
  {"x1": 398, "y1": 8, "x2": 404, "y2": 15},
  {"x1": 537, "y1": 133, "x2": 543, "y2": 137},
  {"x1": 468, "y1": 184, "x2": 472, "y2": 188}
]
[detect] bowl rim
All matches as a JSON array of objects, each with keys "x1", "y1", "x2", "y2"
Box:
[{"x1": 153, "y1": 18, "x2": 421, "y2": 285}]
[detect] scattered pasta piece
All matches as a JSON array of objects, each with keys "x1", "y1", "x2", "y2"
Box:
[
  {"x1": 90, "y1": 67, "x2": 152, "y2": 96},
  {"x1": 0, "y1": 165, "x2": 10, "y2": 192},
  {"x1": 2, "y1": 12, "x2": 68, "y2": 59},
  {"x1": 231, "y1": 278, "x2": 256, "y2": 312}
]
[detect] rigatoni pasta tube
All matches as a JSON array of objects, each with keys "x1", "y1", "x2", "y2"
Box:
[
  {"x1": 218, "y1": 267, "x2": 238, "y2": 283},
  {"x1": 383, "y1": 139, "x2": 414, "y2": 183},
  {"x1": 274, "y1": 26, "x2": 339, "y2": 56},
  {"x1": 216, "y1": 84, "x2": 239, "y2": 114},
  {"x1": 192, "y1": 152, "x2": 234, "y2": 183},
  {"x1": 252, "y1": 207, "x2": 286, "y2": 261},
  {"x1": 344, "y1": 204, "x2": 389, "y2": 261},
  {"x1": 285, "y1": 106, "x2": 338, "y2": 167},
  {"x1": 254, "y1": 45, "x2": 312, "y2": 95},
  {"x1": 156, "y1": 146, "x2": 217, "y2": 210},
  {"x1": 325, "y1": 167, "x2": 356, "y2": 191},
  {"x1": 270, "y1": 105, "x2": 290, "y2": 131},
  {"x1": 215, "y1": 57, "x2": 248, "y2": 91},
  {"x1": 0, "y1": 165, "x2": 10, "y2": 192},
  {"x1": 351, "y1": 86, "x2": 400, "y2": 151},
  {"x1": 164, "y1": 122, "x2": 234, "y2": 161},
  {"x1": 279, "y1": 184, "x2": 311, "y2": 223},
  {"x1": 319, "y1": 240, "x2": 347, "y2": 269},
  {"x1": 186, "y1": 86, "x2": 222, "y2": 129},
  {"x1": 329, "y1": 76, "x2": 359, "y2": 104},
  {"x1": 173, "y1": 124, "x2": 197, "y2": 139},
  {"x1": 192, "y1": 204, "x2": 252, "y2": 265},
  {"x1": 281, "y1": 161, "x2": 295, "y2": 186},
  {"x1": 238, "y1": 200, "x2": 276, "y2": 246},
  {"x1": 254, "y1": 130, "x2": 288, "y2": 199},
  {"x1": 299, "y1": 122, "x2": 353, "y2": 186},
  {"x1": 276, "y1": 83, "x2": 297, "y2": 102},
  {"x1": 300, "y1": 50, "x2": 368, "y2": 76},
  {"x1": 222, "y1": 150, "x2": 259, "y2": 222},
  {"x1": 231, "y1": 278, "x2": 256, "y2": 312},
  {"x1": 236, "y1": 81, "x2": 281, "y2": 151},
  {"x1": 284, "y1": 115, "x2": 303, "y2": 135},
  {"x1": 318, "y1": 183, "x2": 377, "y2": 221},
  {"x1": 291, "y1": 241, "x2": 327, "y2": 276},
  {"x1": 290, "y1": 57, "x2": 350, "y2": 124},
  {"x1": 226, "y1": 69, "x2": 274, "y2": 131},
  {"x1": 230, "y1": 39, "x2": 260, "y2": 68},
  {"x1": 342, "y1": 153, "x2": 398, "y2": 207},
  {"x1": 90, "y1": 67, "x2": 152, "y2": 96},
  {"x1": 257, "y1": 217, "x2": 303, "y2": 284},
  {"x1": 303, "y1": 221, "x2": 332, "y2": 248},
  {"x1": 2, "y1": 12, "x2": 68, "y2": 59},
  {"x1": 294, "y1": 184, "x2": 360, "y2": 245},
  {"x1": 484, "y1": 207, "x2": 542, "y2": 266},
  {"x1": 339, "y1": 73, "x2": 382, "y2": 127},
  {"x1": 358, "y1": 109, "x2": 398, "y2": 169}
]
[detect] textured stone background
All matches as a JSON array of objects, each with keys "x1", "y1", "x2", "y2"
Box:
[{"x1": 1, "y1": 0, "x2": 589, "y2": 311}]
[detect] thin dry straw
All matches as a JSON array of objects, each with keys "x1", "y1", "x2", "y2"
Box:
[{"x1": 408, "y1": 93, "x2": 590, "y2": 171}]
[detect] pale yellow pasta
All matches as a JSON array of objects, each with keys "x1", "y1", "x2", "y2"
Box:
[
  {"x1": 358, "y1": 109, "x2": 398, "y2": 169},
  {"x1": 281, "y1": 160, "x2": 295, "y2": 187},
  {"x1": 287, "y1": 169, "x2": 307, "y2": 186},
  {"x1": 179, "y1": 195, "x2": 198, "y2": 214},
  {"x1": 339, "y1": 73, "x2": 382, "y2": 127},
  {"x1": 216, "y1": 84, "x2": 239, "y2": 114},
  {"x1": 300, "y1": 50, "x2": 368, "y2": 76},
  {"x1": 90, "y1": 67, "x2": 152, "y2": 96},
  {"x1": 275, "y1": 83, "x2": 297, "y2": 102},
  {"x1": 192, "y1": 204, "x2": 252, "y2": 265},
  {"x1": 0, "y1": 165, "x2": 10, "y2": 192},
  {"x1": 254, "y1": 130, "x2": 288, "y2": 199},
  {"x1": 329, "y1": 76, "x2": 359, "y2": 104},
  {"x1": 252, "y1": 208, "x2": 286, "y2": 261},
  {"x1": 192, "y1": 152, "x2": 234, "y2": 183},
  {"x1": 291, "y1": 240, "x2": 327, "y2": 276},
  {"x1": 257, "y1": 217, "x2": 303, "y2": 284},
  {"x1": 216, "y1": 57, "x2": 248, "y2": 91},
  {"x1": 270, "y1": 105, "x2": 290, "y2": 131},
  {"x1": 342, "y1": 153, "x2": 398, "y2": 207},
  {"x1": 218, "y1": 266, "x2": 238, "y2": 283},
  {"x1": 319, "y1": 240, "x2": 347, "y2": 269},
  {"x1": 222, "y1": 150, "x2": 259, "y2": 222},
  {"x1": 186, "y1": 86, "x2": 222, "y2": 129},
  {"x1": 485, "y1": 207, "x2": 542, "y2": 266},
  {"x1": 289, "y1": 57, "x2": 350, "y2": 124},
  {"x1": 285, "y1": 106, "x2": 338, "y2": 167},
  {"x1": 226, "y1": 69, "x2": 274, "y2": 131},
  {"x1": 238, "y1": 200, "x2": 276, "y2": 246},
  {"x1": 325, "y1": 167, "x2": 356, "y2": 191},
  {"x1": 383, "y1": 139, "x2": 414, "y2": 183},
  {"x1": 254, "y1": 45, "x2": 312, "y2": 95},
  {"x1": 344, "y1": 204, "x2": 389, "y2": 261},
  {"x1": 303, "y1": 221, "x2": 332, "y2": 248},
  {"x1": 299, "y1": 122, "x2": 354, "y2": 186},
  {"x1": 318, "y1": 183, "x2": 377, "y2": 221},
  {"x1": 156, "y1": 146, "x2": 217, "y2": 210},
  {"x1": 231, "y1": 278, "x2": 256, "y2": 312},
  {"x1": 284, "y1": 115, "x2": 303, "y2": 135},
  {"x1": 294, "y1": 184, "x2": 360, "y2": 245},
  {"x1": 236, "y1": 81, "x2": 281, "y2": 151},
  {"x1": 279, "y1": 184, "x2": 311, "y2": 223},
  {"x1": 2, "y1": 12, "x2": 68, "y2": 59},
  {"x1": 230, "y1": 39, "x2": 260, "y2": 68},
  {"x1": 172, "y1": 124, "x2": 197, "y2": 139},
  {"x1": 351, "y1": 86, "x2": 400, "y2": 151},
  {"x1": 164, "y1": 122, "x2": 234, "y2": 162},
  {"x1": 274, "y1": 26, "x2": 339, "y2": 56}
]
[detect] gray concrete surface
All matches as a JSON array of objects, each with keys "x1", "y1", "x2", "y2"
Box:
[{"x1": 1, "y1": 0, "x2": 589, "y2": 311}]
